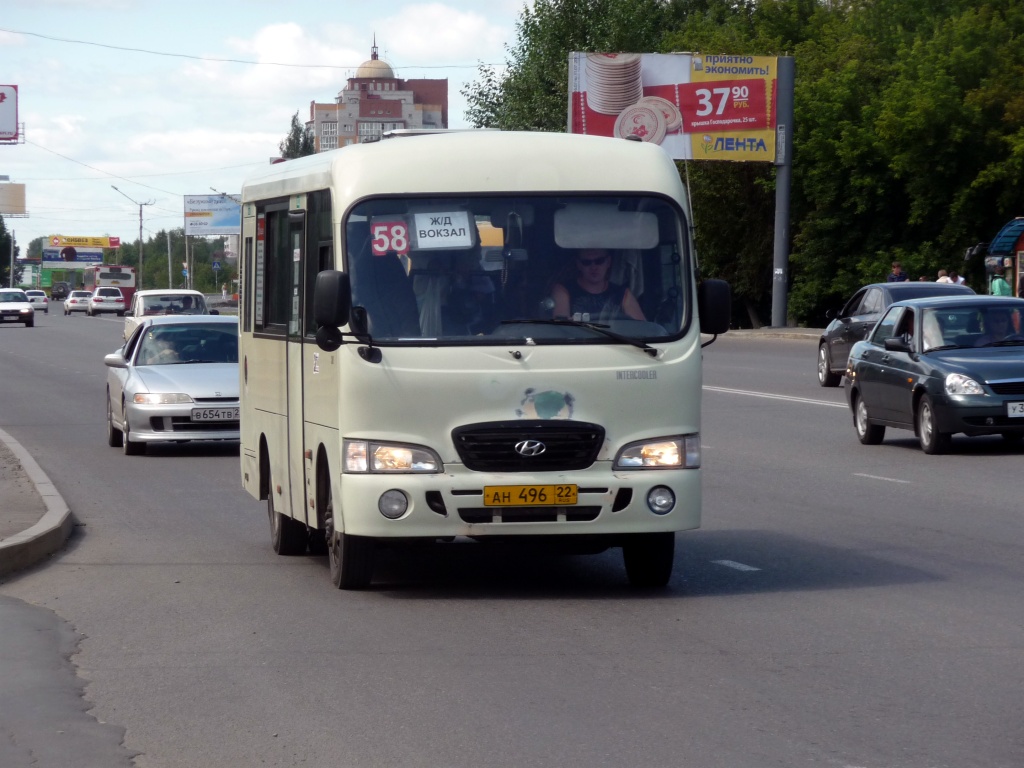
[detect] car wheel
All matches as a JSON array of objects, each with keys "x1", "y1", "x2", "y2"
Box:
[
  {"x1": 622, "y1": 532, "x2": 675, "y2": 588},
  {"x1": 267, "y1": 473, "x2": 307, "y2": 556},
  {"x1": 817, "y1": 344, "x2": 841, "y2": 387},
  {"x1": 854, "y1": 393, "x2": 885, "y2": 445},
  {"x1": 106, "y1": 394, "x2": 123, "y2": 448},
  {"x1": 121, "y1": 408, "x2": 146, "y2": 456},
  {"x1": 116, "y1": 310, "x2": 125, "y2": 317},
  {"x1": 25, "y1": 318, "x2": 34, "y2": 327},
  {"x1": 325, "y1": 498, "x2": 375, "y2": 590},
  {"x1": 87, "y1": 308, "x2": 94, "y2": 317},
  {"x1": 916, "y1": 395, "x2": 950, "y2": 454}
]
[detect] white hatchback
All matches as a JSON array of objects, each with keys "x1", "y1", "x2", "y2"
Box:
[{"x1": 88, "y1": 286, "x2": 126, "y2": 316}]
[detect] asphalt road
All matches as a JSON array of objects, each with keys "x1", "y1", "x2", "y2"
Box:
[{"x1": 1, "y1": 315, "x2": 1022, "y2": 767}]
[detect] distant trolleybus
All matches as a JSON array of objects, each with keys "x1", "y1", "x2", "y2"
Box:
[
  {"x1": 238, "y1": 130, "x2": 730, "y2": 590},
  {"x1": 83, "y1": 265, "x2": 137, "y2": 307}
]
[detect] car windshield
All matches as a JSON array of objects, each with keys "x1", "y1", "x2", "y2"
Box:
[
  {"x1": 922, "y1": 305, "x2": 1024, "y2": 350},
  {"x1": 329, "y1": 194, "x2": 690, "y2": 344},
  {"x1": 0, "y1": 291, "x2": 28, "y2": 303},
  {"x1": 136, "y1": 324, "x2": 238, "y2": 366},
  {"x1": 141, "y1": 294, "x2": 206, "y2": 315}
]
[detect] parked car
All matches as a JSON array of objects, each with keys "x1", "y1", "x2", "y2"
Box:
[
  {"x1": 64, "y1": 290, "x2": 93, "y2": 315},
  {"x1": 50, "y1": 281, "x2": 72, "y2": 301},
  {"x1": 104, "y1": 315, "x2": 240, "y2": 455},
  {"x1": 25, "y1": 289, "x2": 49, "y2": 314},
  {"x1": 88, "y1": 286, "x2": 126, "y2": 317},
  {"x1": 0, "y1": 289, "x2": 35, "y2": 327},
  {"x1": 123, "y1": 289, "x2": 216, "y2": 341},
  {"x1": 845, "y1": 295, "x2": 1024, "y2": 454},
  {"x1": 818, "y1": 281, "x2": 974, "y2": 387}
]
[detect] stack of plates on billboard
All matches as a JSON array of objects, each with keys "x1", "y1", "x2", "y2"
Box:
[{"x1": 585, "y1": 53, "x2": 643, "y2": 115}]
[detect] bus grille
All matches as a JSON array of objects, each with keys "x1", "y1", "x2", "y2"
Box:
[{"x1": 452, "y1": 420, "x2": 604, "y2": 472}]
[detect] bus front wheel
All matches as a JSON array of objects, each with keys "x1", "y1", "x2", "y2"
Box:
[
  {"x1": 325, "y1": 494, "x2": 375, "y2": 590},
  {"x1": 622, "y1": 532, "x2": 675, "y2": 589}
]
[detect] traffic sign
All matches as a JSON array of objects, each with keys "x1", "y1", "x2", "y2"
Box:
[{"x1": 212, "y1": 261, "x2": 221, "y2": 270}]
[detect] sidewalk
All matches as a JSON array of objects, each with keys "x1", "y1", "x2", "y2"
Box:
[{"x1": 0, "y1": 428, "x2": 74, "y2": 580}]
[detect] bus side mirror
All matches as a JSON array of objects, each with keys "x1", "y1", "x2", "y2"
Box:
[
  {"x1": 313, "y1": 270, "x2": 352, "y2": 352},
  {"x1": 314, "y1": 270, "x2": 352, "y2": 328},
  {"x1": 698, "y1": 279, "x2": 731, "y2": 335}
]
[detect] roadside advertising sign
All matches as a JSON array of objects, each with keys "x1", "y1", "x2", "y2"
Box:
[
  {"x1": 568, "y1": 52, "x2": 778, "y2": 162},
  {"x1": 184, "y1": 194, "x2": 242, "y2": 236},
  {"x1": 0, "y1": 85, "x2": 18, "y2": 142},
  {"x1": 42, "y1": 247, "x2": 104, "y2": 269},
  {"x1": 48, "y1": 235, "x2": 121, "y2": 248}
]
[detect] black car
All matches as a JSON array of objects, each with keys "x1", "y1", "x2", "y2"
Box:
[
  {"x1": 818, "y1": 281, "x2": 974, "y2": 387},
  {"x1": 844, "y1": 296, "x2": 1024, "y2": 453},
  {"x1": 50, "y1": 281, "x2": 72, "y2": 301}
]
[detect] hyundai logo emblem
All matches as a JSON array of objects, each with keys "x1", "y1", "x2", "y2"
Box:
[{"x1": 514, "y1": 439, "x2": 547, "y2": 457}]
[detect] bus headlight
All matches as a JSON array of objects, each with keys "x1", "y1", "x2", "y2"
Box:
[
  {"x1": 344, "y1": 440, "x2": 442, "y2": 473},
  {"x1": 614, "y1": 435, "x2": 700, "y2": 469},
  {"x1": 133, "y1": 393, "x2": 194, "y2": 404}
]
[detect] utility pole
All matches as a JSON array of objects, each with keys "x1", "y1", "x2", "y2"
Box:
[
  {"x1": 8, "y1": 229, "x2": 13, "y2": 288},
  {"x1": 111, "y1": 186, "x2": 154, "y2": 290},
  {"x1": 166, "y1": 230, "x2": 172, "y2": 289}
]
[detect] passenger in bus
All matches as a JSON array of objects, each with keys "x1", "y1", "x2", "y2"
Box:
[{"x1": 551, "y1": 248, "x2": 645, "y2": 322}]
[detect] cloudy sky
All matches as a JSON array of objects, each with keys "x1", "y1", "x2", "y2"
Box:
[{"x1": 1, "y1": 0, "x2": 522, "y2": 249}]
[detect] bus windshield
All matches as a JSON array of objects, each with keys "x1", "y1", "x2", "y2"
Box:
[{"x1": 343, "y1": 194, "x2": 690, "y2": 343}]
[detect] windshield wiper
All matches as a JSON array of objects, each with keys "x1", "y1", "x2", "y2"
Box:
[
  {"x1": 926, "y1": 344, "x2": 968, "y2": 351},
  {"x1": 499, "y1": 318, "x2": 658, "y2": 357},
  {"x1": 986, "y1": 339, "x2": 1024, "y2": 347}
]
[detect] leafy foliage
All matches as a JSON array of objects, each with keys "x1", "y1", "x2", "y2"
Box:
[{"x1": 279, "y1": 111, "x2": 315, "y2": 159}]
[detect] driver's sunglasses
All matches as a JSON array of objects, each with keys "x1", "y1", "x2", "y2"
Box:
[{"x1": 578, "y1": 255, "x2": 608, "y2": 267}]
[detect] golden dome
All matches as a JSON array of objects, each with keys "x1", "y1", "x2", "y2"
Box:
[{"x1": 355, "y1": 58, "x2": 395, "y2": 79}]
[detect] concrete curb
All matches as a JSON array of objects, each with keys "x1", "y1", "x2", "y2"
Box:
[{"x1": 0, "y1": 428, "x2": 74, "y2": 579}]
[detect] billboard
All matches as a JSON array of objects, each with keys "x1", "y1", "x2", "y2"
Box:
[
  {"x1": 184, "y1": 194, "x2": 242, "y2": 235},
  {"x1": 41, "y1": 246, "x2": 104, "y2": 269},
  {"x1": 568, "y1": 53, "x2": 778, "y2": 162},
  {"x1": 0, "y1": 85, "x2": 18, "y2": 142},
  {"x1": 48, "y1": 235, "x2": 120, "y2": 248},
  {"x1": 0, "y1": 183, "x2": 26, "y2": 214}
]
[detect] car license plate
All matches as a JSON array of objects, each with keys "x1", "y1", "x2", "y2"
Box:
[
  {"x1": 191, "y1": 407, "x2": 239, "y2": 422},
  {"x1": 1008, "y1": 402, "x2": 1024, "y2": 418},
  {"x1": 483, "y1": 484, "x2": 578, "y2": 507}
]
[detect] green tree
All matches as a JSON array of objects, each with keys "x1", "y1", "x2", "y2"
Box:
[
  {"x1": 0, "y1": 215, "x2": 24, "y2": 288},
  {"x1": 463, "y1": 0, "x2": 670, "y2": 131},
  {"x1": 279, "y1": 111, "x2": 315, "y2": 158}
]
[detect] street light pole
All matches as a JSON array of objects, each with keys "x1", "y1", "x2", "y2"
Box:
[{"x1": 111, "y1": 186, "x2": 154, "y2": 290}]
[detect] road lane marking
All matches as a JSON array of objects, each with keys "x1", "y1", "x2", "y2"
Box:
[
  {"x1": 853, "y1": 473, "x2": 911, "y2": 484},
  {"x1": 712, "y1": 560, "x2": 761, "y2": 572},
  {"x1": 703, "y1": 386, "x2": 847, "y2": 409}
]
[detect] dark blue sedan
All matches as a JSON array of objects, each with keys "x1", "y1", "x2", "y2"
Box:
[{"x1": 844, "y1": 296, "x2": 1024, "y2": 453}]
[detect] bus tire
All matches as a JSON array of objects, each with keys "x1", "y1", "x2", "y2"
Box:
[
  {"x1": 325, "y1": 492, "x2": 374, "y2": 590},
  {"x1": 267, "y1": 476, "x2": 306, "y2": 555},
  {"x1": 622, "y1": 532, "x2": 675, "y2": 589}
]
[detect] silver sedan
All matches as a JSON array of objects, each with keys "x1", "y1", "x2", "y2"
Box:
[{"x1": 105, "y1": 315, "x2": 240, "y2": 455}]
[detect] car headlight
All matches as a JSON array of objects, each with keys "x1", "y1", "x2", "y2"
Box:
[
  {"x1": 944, "y1": 374, "x2": 984, "y2": 396},
  {"x1": 614, "y1": 435, "x2": 700, "y2": 469},
  {"x1": 133, "y1": 393, "x2": 194, "y2": 404},
  {"x1": 344, "y1": 440, "x2": 441, "y2": 473}
]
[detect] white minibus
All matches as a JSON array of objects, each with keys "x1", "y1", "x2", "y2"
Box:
[{"x1": 239, "y1": 130, "x2": 729, "y2": 589}]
